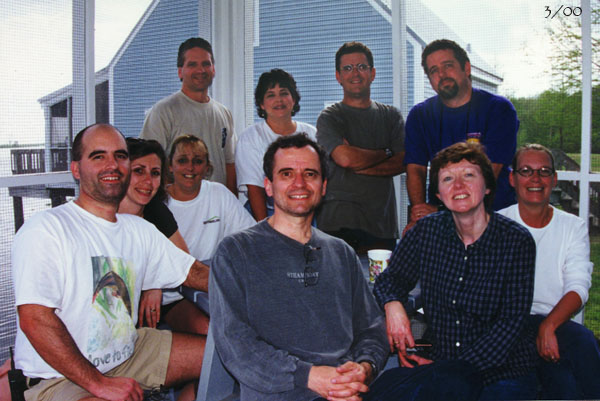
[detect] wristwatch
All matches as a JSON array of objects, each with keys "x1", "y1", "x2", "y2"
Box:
[
  {"x1": 384, "y1": 148, "x2": 394, "y2": 158},
  {"x1": 358, "y1": 360, "x2": 377, "y2": 378}
]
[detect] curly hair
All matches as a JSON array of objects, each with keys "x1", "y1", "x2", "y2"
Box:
[{"x1": 255, "y1": 69, "x2": 301, "y2": 119}]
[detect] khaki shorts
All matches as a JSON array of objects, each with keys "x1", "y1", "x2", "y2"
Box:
[{"x1": 25, "y1": 328, "x2": 172, "y2": 401}]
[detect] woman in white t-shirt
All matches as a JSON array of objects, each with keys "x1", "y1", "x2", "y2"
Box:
[
  {"x1": 167, "y1": 134, "x2": 256, "y2": 266},
  {"x1": 235, "y1": 69, "x2": 316, "y2": 220}
]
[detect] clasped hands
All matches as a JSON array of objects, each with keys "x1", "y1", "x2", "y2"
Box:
[{"x1": 308, "y1": 361, "x2": 372, "y2": 401}]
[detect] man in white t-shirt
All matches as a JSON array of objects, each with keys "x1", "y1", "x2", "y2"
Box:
[
  {"x1": 140, "y1": 37, "x2": 237, "y2": 194},
  {"x1": 499, "y1": 144, "x2": 600, "y2": 399},
  {"x1": 12, "y1": 124, "x2": 209, "y2": 401}
]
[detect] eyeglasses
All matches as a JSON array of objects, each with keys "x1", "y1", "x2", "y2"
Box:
[
  {"x1": 340, "y1": 63, "x2": 371, "y2": 74},
  {"x1": 303, "y1": 245, "x2": 320, "y2": 287},
  {"x1": 514, "y1": 166, "x2": 555, "y2": 177}
]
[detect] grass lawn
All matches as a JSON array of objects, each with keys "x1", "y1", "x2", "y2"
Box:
[
  {"x1": 566, "y1": 153, "x2": 600, "y2": 171},
  {"x1": 585, "y1": 238, "x2": 600, "y2": 336}
]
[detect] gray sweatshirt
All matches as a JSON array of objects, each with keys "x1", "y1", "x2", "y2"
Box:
[{"x1": 209, "y1": 220, "x2": 388, "y2": 401}]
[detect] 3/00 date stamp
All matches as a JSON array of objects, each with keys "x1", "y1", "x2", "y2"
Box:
[{"x1": 545, "y1": 5, "x2": 583, "y2": 19}]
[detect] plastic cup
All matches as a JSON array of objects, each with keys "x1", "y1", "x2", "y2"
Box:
[{"x1": 368, "y1": 249, "x2": 392, "y2": 283}]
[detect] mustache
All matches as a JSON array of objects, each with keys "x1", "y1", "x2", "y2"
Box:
[
  {"x1": 99, "y1": 169, "x2": 125, "y2": 178},
  {"x1": 439, "y1": 77, "x2": 456, "y2": 86}
]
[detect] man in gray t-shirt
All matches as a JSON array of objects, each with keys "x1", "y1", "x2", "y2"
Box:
[
  {"x1": 140, "y1": 37, "x2": 237, "y2": 194},
  {"x1": 316, "y1": 42, "x2": 405, "y2": 253}
]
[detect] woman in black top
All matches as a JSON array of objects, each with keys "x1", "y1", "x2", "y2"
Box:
[{"x1": 118, "y1": 138, "x2": 208, "y2": 336}]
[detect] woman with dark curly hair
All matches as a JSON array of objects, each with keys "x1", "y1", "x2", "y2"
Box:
[{"x1": 235, "y1": 68, "x2": 316, "y2": 220}]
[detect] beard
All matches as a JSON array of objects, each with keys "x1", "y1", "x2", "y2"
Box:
[
  {"x1": 81, "y1": 172, "x2": 130, "y2": 206},
  {"x1": 437, "y1": 78, "x2": 459, "y2": 100}
]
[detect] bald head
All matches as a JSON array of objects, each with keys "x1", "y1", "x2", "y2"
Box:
[
  {"x1": 70, "y1": 124, "x2": 130, "y2": 210},
  {"x1": 72, "y1": 123, "x2": 126, "y2": 162}
]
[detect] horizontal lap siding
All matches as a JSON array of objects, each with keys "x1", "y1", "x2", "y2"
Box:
[
  {"x1": 113, "y1": 0, "x2": 201, "y2": 137},
  {"x1": 254, "y1": 0, "x2": 394, "y2": 126}
]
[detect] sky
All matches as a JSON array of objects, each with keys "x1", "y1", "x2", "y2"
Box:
[
  {"x1": 0, "y1": 0, "x2": 151, "y2": 146},
  {"x1": 0, "y1": 0, "x2": 576, "y2": 145},
  {"x1": 419, "y1": 0, "x2": 565, "y2": 97}
]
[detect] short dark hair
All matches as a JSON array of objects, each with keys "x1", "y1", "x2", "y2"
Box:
[
  {"x1": 430, "y1": 142, "x2": 496, "y2": 210},
  {"x1": 263, "y1": 133, "x2": 328, "y2": 182},
  {"x1": 511, "y1": 143, "x2": 555, "y2": 171},
  {"x1": 335, "y1": 41, "x2": 374, "y2": 72},
  {"x1": 126, "y1": 137, "x2": 168, "y2": 202},
  {"x1": 255, "y1": 69, "x2": 301, "y2": 119},
  {"x1": 177, "y1": 37, "x2": 214, "y2": 68},
  {"x1": 72, "y1": 123, "x2": 125, "y2": 161},
  {"x1": 421, "y1": 39, "x2": 470, "y2": 75},
  {"x1": 168, "y1": 134, "x2": 213, "y2": 179}
]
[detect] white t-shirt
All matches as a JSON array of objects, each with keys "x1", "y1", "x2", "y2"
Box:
[
  {"x1": 165, "y1": 180, "x2": 256, "y2": 303},
  {"x1": 235, "y1": 120, "x2": 316, "y2": 201},
  {"x1": 140, "y1": 91, "x2": 236, "y2": 186},
  {"x1": 498, "y1": 205, "x2": 593, "y2": 315},
  {"x1": 12, "y1": 202, "x2": 195, "y2": 378}
]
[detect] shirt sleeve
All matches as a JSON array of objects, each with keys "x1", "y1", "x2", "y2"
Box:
[
  {"x1": 316, "y1": 107, "x2": 346, "y2": 156},
  {"x1": 562, "y1": 216, "x2": 593, "y2": 305},
  {"x1": 389, "y1": 106, "x2": 405, "y2": 154},
  {"x1": 209, "y1": 238, "x2": 312, "y2": 393},
  {"x1": 223, "y1": 108, "x2": 236, "y2": 164},
  {"x1": 348, "y1": 254, "x2": 390, "y2": 374},
  {"x1": 143, "y1": 198, "x2": 178, "y2": 238},
  {"x1": 373, "y1": 225, "x2": 422, "y2": 308},
  {"x1": 140, "y1": 222, "x2": 195, "y2": 291},
  {"x1": 139, "y1": 104, "x2": 172, "y2": 150},
  {"x1": 481, "y1": 97, "x2": 519, "y2": 166},
  {"x1": 223, "y1": 189, "x2": 257, "y2": 234},
  {"x1": 403, "y1": 105, "x2": 430, "y2": 166},
  {"x1": 458, "y1": 234, "x2": 536, "y2": 371},
  {"x1": 12, "y1": 215, "x2": 65, "y2": 309},
  {"x1": 235, "y1": 125, "x2": 266, "y2": 188}
]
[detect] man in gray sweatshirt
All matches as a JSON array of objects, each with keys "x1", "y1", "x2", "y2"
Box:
[{"x1": 209, "y1": 133, "x2": 388, "y2": 401}]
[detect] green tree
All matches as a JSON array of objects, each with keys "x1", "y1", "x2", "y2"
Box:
[
  {"x1": 546, "y1": 1, "x2": 600, "y2": 91},
  {"x1": 511, "y1": 90, "x2": 582, "y2": 152},
  {"x1": 512, "y1": 86, "x2": 600, "y2": 153},
  {"x1": 513, "y1": 4, "x2": 600, "y2": 157}
]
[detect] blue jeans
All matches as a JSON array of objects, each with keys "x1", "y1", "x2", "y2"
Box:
[
  {"x1": 363, "y1": 360, "x2": 483, "y2": 401},
  {"x1": 478, "y1": 372, "x2": 537, "y2": 400},
  {"x1": 528, "y1": 314, "x2": 600, "y2": 399}
]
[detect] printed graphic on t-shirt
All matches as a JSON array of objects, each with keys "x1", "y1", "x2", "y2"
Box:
[
  {"x1": 203, "y1": 216, "x2": 221, "y2": 224},
  {"x1": 221, "y1": 128, "x2": 228, "y2": 148},
  {"x1": 87, "y1": 256, "x2": 137, "y2": 372}
]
